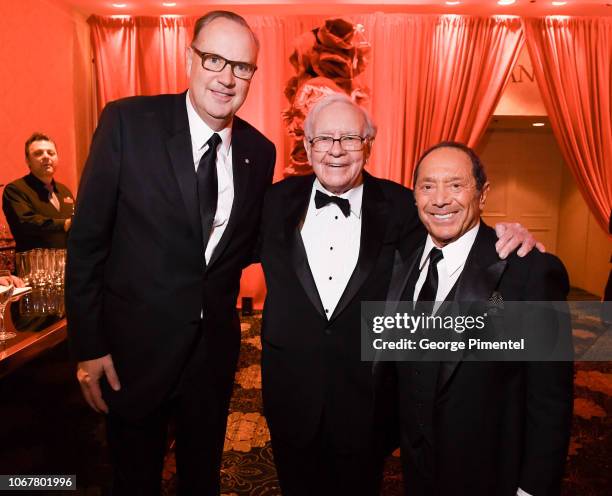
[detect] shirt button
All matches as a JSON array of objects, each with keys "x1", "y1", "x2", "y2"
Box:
[
  {"x1": 330, "y1": 246, "x2": 333, "y2": 251},
  {"x1": 328, "y1": 276, "x2": 332, "y2": 280},
  {"x1": 335, "y1": 216, "x2": 338, "y2": 220},
  {"x1": 325, "y1": 309, "x2": 329, "y2": 313}
]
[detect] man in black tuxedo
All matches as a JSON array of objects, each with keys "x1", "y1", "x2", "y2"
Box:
[
  {"x1": 66, "y1": 11, "x2": 275, "y2": 495},
  {"x1": 258, "y1": 97, "x2": 540, "y2": 495},
  {"x1": 387, "y1": 142, "x2": 573, "y2": 496},
  {"x1": 259, "y1": 94, "x2": 422, "y2": 495},
  {"x1": 3, "y1": 133, "x2": 75, "y2": 252}
]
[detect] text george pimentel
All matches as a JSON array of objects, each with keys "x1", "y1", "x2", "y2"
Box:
[
  {"x1": 369, "y1": 312, "x2": 525, "y2": 351},
  {"x1": 371, "y1": 337, "x2": 525, "y2": 351}
]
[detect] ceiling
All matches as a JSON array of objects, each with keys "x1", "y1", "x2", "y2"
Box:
[{"x1": 56, "y1": 1, "x2": 612, "y2": 18}]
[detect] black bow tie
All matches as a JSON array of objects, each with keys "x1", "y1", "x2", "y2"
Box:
[{"x1": 315, "y1": 190, "x2": 351, "y2": 217}]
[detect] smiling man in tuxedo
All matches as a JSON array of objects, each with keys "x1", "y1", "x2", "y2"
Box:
[
  {"x1": 258, "y1": 95, "x2": 541, "y2": 496},
  {"x1": 259, "y1": 94, "x2": 421, "y2": 495},
  {"x1": 66, "y1": 11, "x2": 275, "y2": 495},
  {"x1": 387, "y1": 142, "x2": 573, "y2": 496}
]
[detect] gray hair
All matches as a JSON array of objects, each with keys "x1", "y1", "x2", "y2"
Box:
[
  {"x1": 192, "y1": 10, "x2": 259, "y2": 51},
  {"x1": 303, "y1": 93, "x2": 377, "y2": 140}
]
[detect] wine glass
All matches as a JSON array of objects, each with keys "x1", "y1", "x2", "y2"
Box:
[
  {"x1": 30, "y1": 249, "x2": 45, "y2": 288},
  {"x1": 0, "y1": 270, "x2": 16, "y2": 341}
]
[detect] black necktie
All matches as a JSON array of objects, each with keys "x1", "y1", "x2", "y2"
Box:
[
  {"x1": 197, "y1": 133, "x2": 221, "y2": 248},
  {"x1": 417, "y1": 248, "x2": 444, "y2": 315},
  {"x1": 314, "y1": 190, "x2": 351, "y2": 217}
]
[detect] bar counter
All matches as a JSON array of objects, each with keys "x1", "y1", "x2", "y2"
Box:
[{"x1": 0, "y1": 288, "x2": 66, "y2": 378}]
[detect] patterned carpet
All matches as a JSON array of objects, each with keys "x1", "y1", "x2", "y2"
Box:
[
  {"x1": 167, "y1": 305, "x2": 612, "y2": 496},
  {"x1": 0, "y1": 292, "x2": 610, "y2": 495}
]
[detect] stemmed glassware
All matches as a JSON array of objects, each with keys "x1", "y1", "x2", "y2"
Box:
[
  {"x1": 15, "y1": 249, "x2": 66, "y2": 289},
  {"x1": 15, "y1": 252, "x2": 31, "y2": 286},
  {"x1": 0, "y1": 270, "x2": 16, "y2": 341}
]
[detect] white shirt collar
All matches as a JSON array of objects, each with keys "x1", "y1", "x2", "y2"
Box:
[
  {"x1": 311, "y1": 178, "x2": 364, "y2": 219},
  {"x1": 419, "y1": 222, "x2": 480, "y2": 276},
  {"x1": 186, "y1": 91, "x2": 232, "y2": 155}
]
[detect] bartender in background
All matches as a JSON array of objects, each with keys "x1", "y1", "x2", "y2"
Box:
[{"x1": 2, "y1": 133, "x2": 75, "y2": 252}]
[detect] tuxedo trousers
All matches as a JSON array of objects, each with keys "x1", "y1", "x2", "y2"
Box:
[
  {"x1": 270, "y1": 411, "x2": 385, "y2": 496},
  {"x1": 105, "y1": 318, "x2": 233, "y2": 496}
]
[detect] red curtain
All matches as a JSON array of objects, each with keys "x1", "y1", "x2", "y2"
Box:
[
  {"x1": 360, "y1": 14, "x2": 523, "y2": 185},
  {"x1": 524, "y1": 17, "x2": 612, "y2": 234},
  {"x1": 89, "y1": 16, "x2": 193, "y2": 112},
  {"x1": 88, "y1": 13, "x2": 525, "y2": 307}
]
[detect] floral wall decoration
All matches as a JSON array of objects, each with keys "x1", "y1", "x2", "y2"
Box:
[{"x1": 282, "y1": 18, "x2": 371, "y2": 175}]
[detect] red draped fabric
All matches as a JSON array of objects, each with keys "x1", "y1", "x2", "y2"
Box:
[
  {"x1": 88, "y1": 13, "x2": 524, "y2": 307},
  {"x1": 90, "y1": 16, "x2": 192, "y2": 112},
  {"x1": 523, "y1": 17, "x2": 612, "y2": 234},
  {"x1": 360, "y1": 14, "x2": 523, "y2": 185}
]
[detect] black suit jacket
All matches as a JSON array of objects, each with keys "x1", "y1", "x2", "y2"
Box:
[
  {"x1": 388, "y1": 223, "x2": 573, "y2": 496},
  {"x1": 66, "y1": 92, "x2": 275, "y2": 420},
  {"x1": 2, "y1": 173, "x2": 75, "y2": 252},
  {"x1": 259, "y1": 172, "x2": 424, "y2": 452}
]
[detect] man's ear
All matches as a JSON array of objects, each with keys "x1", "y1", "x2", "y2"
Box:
[
  {"x1": 303, "y1": 138, "x2": 312, "y2": 164},
  {"x1": 185, "y1": 46, "x2": 193, "y2": 78},
  {"x1": 363, "y1": 138, "x2": 374, "y2": 165},
  {"x1": 479, "y1": 182, "x2": 490, "y2": 211}
]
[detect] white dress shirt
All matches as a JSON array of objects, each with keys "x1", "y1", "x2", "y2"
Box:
[
  {"x1": 413, "y1": 222, "x2": 480, "y2": 308},
  {"x1": 300, "y1": 179, "x2": 363, "y2": 319},
  {"x1": 186, "y1": 91, "x2": 234, "y2": 264}
]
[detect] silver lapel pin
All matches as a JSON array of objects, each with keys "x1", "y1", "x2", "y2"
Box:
[{"x1": 244, "y1": 158, "x2": 250, "y2": 165}]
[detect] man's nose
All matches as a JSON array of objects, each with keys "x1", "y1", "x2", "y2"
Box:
[
  {"x1": 328, "y1": 139, "x2": 345, "y2": 157},
  {"x1": 217, "y1": 64, "x2": 235, "y2": 86},
  {"x1": 432, "y1": 186, "x2": 451, "y2": 206}
]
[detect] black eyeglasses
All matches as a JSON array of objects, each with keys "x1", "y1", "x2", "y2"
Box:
[
  {"x1": 190, "y1": 46, "x2": 257, "y2": 81},
  {"x1": 308, "y1": 135, "x2": 369, "y2": 152}
]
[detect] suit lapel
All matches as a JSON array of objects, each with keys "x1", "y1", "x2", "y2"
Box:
[
  {"x1": 329, "y1": 174, "x2": 389, "y2": 322},
  {"x1": 207, "y1": 118, "x2": 251, "y2": 270},
  {"x1": 436, "y1": 223, "x2": 508, "y2": 392},
  {"x1": 386, "y1": 245, "x2": 423, "y2": 307},
  {"x1": 283, "y1": 175, "x2": 327, "y2": 318},
  {"x1": 453, "y1": 224, "x2": 508, "y2": 304},
  {"x1": 374, "y1": 246, "x2": 422, "y2": 367},
  {"x1": 165, "y1": 93, "x2": 201, "y2": 242}
]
